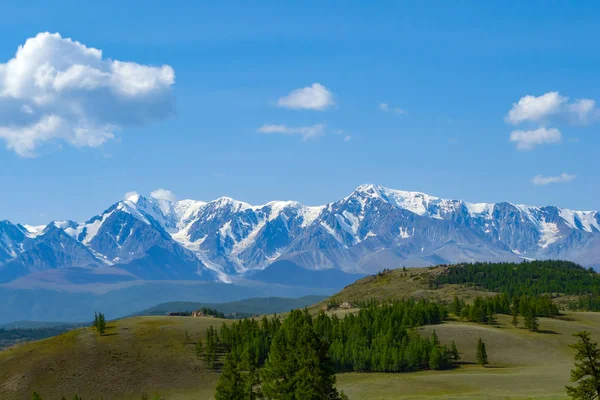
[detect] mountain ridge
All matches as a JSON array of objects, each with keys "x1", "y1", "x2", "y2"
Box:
[{"x1": 1, "y1": 184, "x2": 599, "y2": 284}]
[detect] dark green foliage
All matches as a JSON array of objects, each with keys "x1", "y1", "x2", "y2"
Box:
[
  {"x1": 215, "y1": 299, "x2": 456, "y2": 376},
  {"x1": 476, "y1": 338, "x2": 488, "y2": 367},
  {"x1": 455, "y1": 294, "x2": 557, "y2": 328},
  {"x1": 449, "y1": 341, "x2": 460, "y2": 362},
  {"x1": 568, "y1": 295, "x2": 600, "y2": 312},
  {"x1": 32, "y1": 393, "x2": 42, "y2": 400},
  {"x1": 260, "y1": 310, "x2": 341, "y2": 399},
  {"x1": 215, "y1": 353, "x2": 246, "y2": 400},
  {"x1": 437, "y1": 260, "x2": 599, "y2": 297},
  {"x1": 205, "y1": 326, "x2": 218, "y2": 369},
  {"x1": 565, "y1": 331, "x2": 600, "y2": 399},
  {"x1": 92, "y1": 312, "x2": 106, "y2": 336}
]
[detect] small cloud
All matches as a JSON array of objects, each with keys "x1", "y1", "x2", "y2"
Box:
[
  {"x1": 379, "y1": 102, "x2": 406, "y2": 115},
  {"x1": 531, "y1": 173, "x2": 576, "y2": 186},
  {"x1": 567, "y1": 99, "x2": 597, "y2": 124},
  {"x1": 448, "y1": 137, "x2": 459, "y2": 144},
  {"x1": 150, "y1": 188, "x2": 176, "y2": 201},
  {"x1": 505, "y1": 91, "x2": 599, "y2": 126},
  {"x1": 343, "y1": 135, "x2": 352, "y2": 142},
  {"x1": 509, "y1": 127, "x2": 562, "y2": 150},
  {"x1": 124, "y1": 191, "x2": 139, "y2": 200},
  {"x1": 505, "y1": 92, "x2": 566, "y2": 125},
  {"x1": 277, "y1": 83, "x2": 334, "y2": 111},
  {"x1": 257, "y1": 124, "x2": 325, "y2": 141}
]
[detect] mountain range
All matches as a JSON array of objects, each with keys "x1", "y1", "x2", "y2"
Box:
[{"x1": 1, "y1": 183, "x2": 599, "y2": 287}]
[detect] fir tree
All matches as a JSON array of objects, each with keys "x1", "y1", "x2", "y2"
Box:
[
  {"x1": 565, "y1": 331, "x2": 600, "y2": 399},
  {"x1": 93, "y1": 312, "x2": 106, "y2": 335},
  {"x1": 451, "y1": 295, "x2": 461, "y2": 316},
  {"x1": 524, "y1": 308, "x2": 539, "y2": 332},
  {"x1": 449, "y1": 341, "x2": 460, "y2": 362},
  {"x1": 215, "y1": 353, "x2": 246, "y2": 400},
  {"x1": 260, "y1": 310, "x2": 341, "y2": 399},
  {"x1": 476, "y1": 338, "x2": 488, "y2": 367}
]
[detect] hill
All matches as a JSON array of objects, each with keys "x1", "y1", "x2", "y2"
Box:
[
  {"x1": 133, "y1": 295, "x2": 328, "y2": 318},
  {"x1": 2, "y1": 311, "x2": 599, "y2": 399},
  {"x1": 318, "y1": 260, "x2": 600, "y2": 310},
  {"x1": 0, "y1": 316, "x2": 233, "y2": 400}
]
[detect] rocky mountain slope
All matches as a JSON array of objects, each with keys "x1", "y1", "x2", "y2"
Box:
[{"x1": 1, "y1": 184, "x2": 599, "y2": 284}]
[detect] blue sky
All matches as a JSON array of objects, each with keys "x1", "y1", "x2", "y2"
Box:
[{"x1": 0, "y1": 1, "x2": 599, "y2": 224}]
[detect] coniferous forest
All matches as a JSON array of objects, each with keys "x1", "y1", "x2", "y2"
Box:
[{"x1": 206, "y1": 300, "x2": 458, "y2": 398}]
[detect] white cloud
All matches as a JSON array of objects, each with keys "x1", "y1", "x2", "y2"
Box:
[
  {"x1": 506, "y1": 92, "x2": 598, "y2": 126},
  {"x1": 567, "y1": 99, "x2": 597, "y2": 124},
  {"x1": 150, "y1": 188, "x2": 176, "y2": 202},
  {"x1": 343, "y1": 135, "x2": 352, "y2": 142},
  {"x1": 505, "y1": 92, "x2": 567, "y2": 124},
  {"x1": 124, "y1": 191, "x2": 139, "y2": 200},
  {"x1": 0, "y1": 32, "x2": 175, "y2": 157},
  {"x1": 257, "y1": 124, "x2": 325, "y2": 141},
  {"x1": 510, "y1": 127, "x2": 563, "y2": 151},
  {"x1": 277, "y1": 83, "x2": 334, "y2": 111},
  {"x1": 531, "y1": 173, "x2": 576, "y2": 186},
  {"x1": 509, "y1": 127, "x2": 562, "y2": 150},
  {"x1": 379, "y1": 102, "x2": 406, "y2": 115}
]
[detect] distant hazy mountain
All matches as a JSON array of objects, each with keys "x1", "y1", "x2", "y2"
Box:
[{"x1": 1, "y1": 184, "x2": 599, "y2": 285}]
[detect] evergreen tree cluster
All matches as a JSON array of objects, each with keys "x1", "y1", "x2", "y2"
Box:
[
  {"x1": 568, "y1": 295, "x2": 600, "y2": 312},
  {"x1": 437, "y1": 260, "x2": 599, "y2": 297},
  {"x1": 210, "y1": 300, "x2": 457, "y2": 378},
  {"x1": 92, "y1": 312, "x2": 107, "y2": 336},
  {"x1": 451, "y1": 293, "x2": 558, "y2": 327}
]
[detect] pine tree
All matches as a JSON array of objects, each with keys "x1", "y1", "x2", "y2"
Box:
[
  {"x1": 476, "y1": 338, "x2": 488, "y2": 367},
  {"x1": 451, "y1": 295, "x2": 461, "y2": 316},
  {"x1": 565, "y1": 331, "x2": 600, "y2": 399},
  {"x1": 93, "y1": 312, "x2": 106, "y2": 335},
  {"x1": 511, "y1": 307, "x2": 519, "y2": 328},
  {"x1": 215, "y1": 353, "x2": 246, "y2": 400},
  {"x1": 429, "y1": 346, "x2": 443, "y2": 370},
  {"x1": 449, "y1": 341, "x2": 460, "y2": 362},
  {"x1": 260, "y1": 310, "x2": 341, "y2": 399},
  {"x1": 524, "y1": 308, "x2": 539, "y2": 332},
  {"x1": 431, "y1": 330, "x2": 440, "y2": 346}
]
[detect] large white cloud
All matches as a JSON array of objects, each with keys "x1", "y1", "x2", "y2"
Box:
[
  {"x1": 531, "y1": 173, "x2": 576, "y2": 186},
  {"x1": 509, "y1": 127, "x2": 562, "y2": 151},
  {"x1": 257, "y1": 124, "x2": 325, "y2": 141},
  {"x1": 506, "y1": 91, "x2": 598, "y2": 125},
  {"x1": 277, "y1": 83, "x2": 334, "y2": 111},
  {"x1": 0, "y1": 32, "x2": 175, "y2": 156}
]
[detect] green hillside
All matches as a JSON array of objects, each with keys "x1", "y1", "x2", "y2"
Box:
[{"x1": 2, "y1": 261, "x2": 600, "y2": 400}]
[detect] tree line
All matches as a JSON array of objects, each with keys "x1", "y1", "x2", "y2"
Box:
[
  {"x1": 436, "y1": 260, "x2": 599, "y2": 297},
  {"x1": 201, "y1": 300, "x2": 467, "y2": 398}
]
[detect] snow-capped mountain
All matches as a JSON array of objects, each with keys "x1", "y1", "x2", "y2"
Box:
[{"x1": 1, "y1": 184, "x2": 599, "y2": 284}]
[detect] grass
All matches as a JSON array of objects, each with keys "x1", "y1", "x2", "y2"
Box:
[
  {"x1": 311, "y1": 266, "x2": 495, "y2": 312},
  {"x1": 2, "y1": 265, "x2": 599, "y2": 400},
  {"x1": 2, "y1": 312, "x2": 598, "y2": 399},
  {"x1": 336, "y1": 312, "x2": 600, "y2": 400},
  {"x1": 0, "y1": 316, "x2": 232, "y2": 400}
]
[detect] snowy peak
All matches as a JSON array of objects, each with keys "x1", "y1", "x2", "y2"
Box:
[{"x1": 1, "y1": 184, "x2": 599, "y2": 284}]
